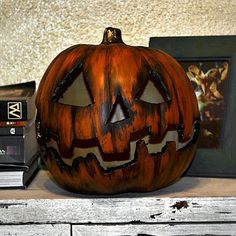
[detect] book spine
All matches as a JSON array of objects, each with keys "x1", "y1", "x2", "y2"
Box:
[
  {"x1": 0, "y1": 126, "x2": 24, "y2": 136},
  {"x1": 0, "y1": 122, "x2": 38, "y2": 164},
  {"x1": 0, "y1": 100, "x2": 28, "y2": 121},
  {"x1": 0, "y1": 136, "x2": 24, "y2": 163}
]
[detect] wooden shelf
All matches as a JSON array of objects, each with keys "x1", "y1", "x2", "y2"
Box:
[
  {"x1": 1, "y1": 170, "x2": 236, "y2": 199},
  {"x1": 0, "y1": 170, "x2": 236, "y2": 235}
]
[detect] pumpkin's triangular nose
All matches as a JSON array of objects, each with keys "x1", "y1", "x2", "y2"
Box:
[{"x1": 107, "y1": 95, "x2": 130, "y2": 124}]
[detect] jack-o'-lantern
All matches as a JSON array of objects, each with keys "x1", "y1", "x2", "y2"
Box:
[{"x1": 36, "y1": 27, "x2": 200, "y2": 194}]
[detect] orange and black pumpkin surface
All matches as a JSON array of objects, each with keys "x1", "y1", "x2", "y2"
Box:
[{"x1": 36, "y1": 27, "x2": 200, "y2": 194}]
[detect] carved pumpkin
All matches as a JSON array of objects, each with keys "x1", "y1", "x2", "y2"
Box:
[{"x1": 36, "y1": 27, "x2": 200, "y2": 194}]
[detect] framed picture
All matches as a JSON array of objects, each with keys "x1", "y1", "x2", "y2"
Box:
[{"x1": 149, "y1": 35, "x2": 236, "y2": 177}]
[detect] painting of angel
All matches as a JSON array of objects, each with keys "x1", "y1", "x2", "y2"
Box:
[{"x1": 180, "y1": 60, "x2": 228, "y2": 148}]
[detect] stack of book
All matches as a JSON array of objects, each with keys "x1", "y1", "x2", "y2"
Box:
[{"x1": 0, "y1": 81, "x2": 39, "y2": 188}]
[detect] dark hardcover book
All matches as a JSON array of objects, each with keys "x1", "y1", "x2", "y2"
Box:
[
  {"x1": 0, "y1": 152, "x2": 40, "y2": 188},
  {"x1": 0, "y1": 119, "x2": 38, "y2": 164},
  {"x1": 0, "y1": 81, "x2": 36, "y2": 121}
]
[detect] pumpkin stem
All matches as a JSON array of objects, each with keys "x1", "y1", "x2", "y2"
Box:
[{"x1": 101, "y1": 27, "x2": 124, "y2": 44}]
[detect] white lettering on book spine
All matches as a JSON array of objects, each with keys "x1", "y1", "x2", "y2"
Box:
[
  {"x1": 7, "y1": 102, "x2": 22, "y2": 119},
  {"x1": 10, "y1": 128, "x2": 16, "y2": 135},
  {"x1": 0, "y1": 150, "x2": 6, "y2": 155}
]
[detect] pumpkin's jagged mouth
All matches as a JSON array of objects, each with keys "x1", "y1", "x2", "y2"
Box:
[{"x1": 48, "y1": 121, "x2": 199, "y2": 171}]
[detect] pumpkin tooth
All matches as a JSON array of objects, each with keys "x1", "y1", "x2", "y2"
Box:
[{"x1": 146, "y1": 124, "x2": 195, "y2": 155}]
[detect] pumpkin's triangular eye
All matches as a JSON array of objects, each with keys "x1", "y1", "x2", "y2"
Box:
[
  {"x1": 58, "y1": 72, "x2": 93, "y2": 107},
  {"x1": 138, "y1": 80, "x2": 165, "y2": 104}
]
